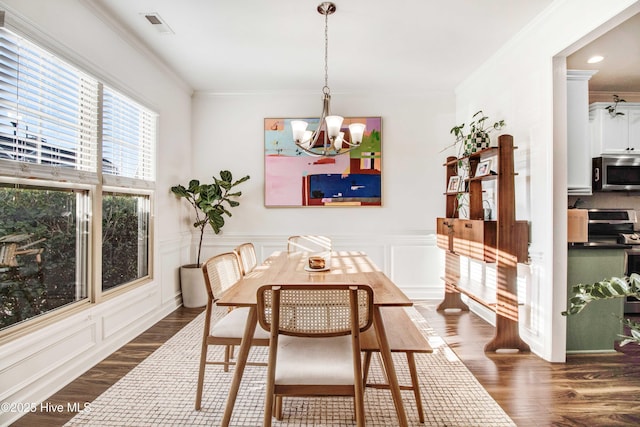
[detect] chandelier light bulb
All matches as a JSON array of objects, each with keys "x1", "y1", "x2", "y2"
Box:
[
  {"x1": 348, "y1": 123, "x2": 366, "y2": 145},
  {"x1": 333, "y1": 132, "x2": 345, "y2": 151},
  {"x1": 325, "y1": 115, "x2": 343, "y2": 139},
  {"x1": 291, "y1": 120, "x2": 308, "y2": 143}
]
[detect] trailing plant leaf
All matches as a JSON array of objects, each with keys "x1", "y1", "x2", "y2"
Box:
[
  {"x1": 171, "y1": 170, "x2": 250, "y2": 265},
  {"x1": 619, "y1": 318, "x2": 640, "y2": 347}
]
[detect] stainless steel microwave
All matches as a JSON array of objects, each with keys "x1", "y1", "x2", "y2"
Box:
[{"x1": 592, "y1": 156, "x2": 640, "y2": 191}]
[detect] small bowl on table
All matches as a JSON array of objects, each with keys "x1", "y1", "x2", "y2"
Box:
[{"x1": 308, "y1": 256, "x2": 326, "y2": 270}]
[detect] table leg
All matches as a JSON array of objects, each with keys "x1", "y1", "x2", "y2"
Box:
[
  {"x1": 372, "y1": 305, "x2": 408, "y2": 427},
  {"x1": 221, "y1": 306, "x2": 258, "y2": 427}
]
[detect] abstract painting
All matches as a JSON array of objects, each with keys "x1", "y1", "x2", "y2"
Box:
[{"x1": 264, "y1": 117, "x2": 382, "y2": 207}]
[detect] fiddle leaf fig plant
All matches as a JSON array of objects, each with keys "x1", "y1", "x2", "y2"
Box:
[
  {"x1": 562, "y1": 274, "x2": 640, "y2": 346},
  {"x1": 171, "y1": 170, "x2": 250, "y2": 266}
]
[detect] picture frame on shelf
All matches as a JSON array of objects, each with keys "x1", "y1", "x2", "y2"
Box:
[
  {"x1": 475, "y1": 159, "x2": 492, "y2": 177},
  {"x1": 447, "y1": 175, "x2": 461, "y2": 193}
]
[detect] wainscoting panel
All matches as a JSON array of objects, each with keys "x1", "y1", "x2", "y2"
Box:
[
  {"x1": 0, "y1": 317, "x2": 96, "y2": 400},
  {"x1": 390, "y1": 239, "x2": 443, "y2": 300},
  {"x1": 158, "y1": 235, "x2": 185, "y2": 307},
  {"x1": 101, "y1": 288, "x2": 159, "y2": 340}
]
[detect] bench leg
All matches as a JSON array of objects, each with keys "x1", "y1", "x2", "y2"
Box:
[
  {"x1": 274, "y1": 396, "x2": 283, "y2": 420},
  {"x1": 406, "y1": 352, "x2": 425, "y2": 423}
]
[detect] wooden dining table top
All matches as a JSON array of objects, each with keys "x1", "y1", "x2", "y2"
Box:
[{"x1": 216, "y1": 251, "x2": 412, "y2": 307}]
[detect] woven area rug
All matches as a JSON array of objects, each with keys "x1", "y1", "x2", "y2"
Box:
[{"x1": 65, "y1": 307, "x2": 515, "y2": 426}]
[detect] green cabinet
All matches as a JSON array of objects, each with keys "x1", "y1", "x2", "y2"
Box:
[{"x1": 567, "y1": 248, "x2": 624, "y2": 352}]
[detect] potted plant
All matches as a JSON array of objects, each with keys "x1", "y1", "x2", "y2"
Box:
[
  {"x1": 171, "y1": 170, "x2": 250, "y2": 307},
  {"x1": 563, "y1": 274, "x2": 640, "y2": 347},
  {"x1": 604, "y1": 94, "x2": 626, "y2": 118},
  {"x1": 448, "y1": 110, "x2": 506, "y2": 157}
]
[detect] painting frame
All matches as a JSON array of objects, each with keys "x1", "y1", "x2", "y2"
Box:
[{"x1": 264, "y1": 117, "x2": 382, "y2": 207}]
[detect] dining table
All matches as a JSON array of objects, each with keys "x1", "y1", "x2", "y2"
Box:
[{"x1": 216, "y1": 250, "x2": 414, "y2": 427}]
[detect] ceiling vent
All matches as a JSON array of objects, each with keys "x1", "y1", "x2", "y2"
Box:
[{"x1": 143, "y1": 13, "x2": 174, "y2": 35}]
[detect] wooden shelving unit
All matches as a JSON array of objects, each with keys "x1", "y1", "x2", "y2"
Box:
[{"x1": 436, "y1": 134, "x2": 530, "y2": 353}]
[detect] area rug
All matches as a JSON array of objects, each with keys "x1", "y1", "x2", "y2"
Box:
[{"x1": 65, "y1": 307, "x2": 515, "y2": 426}]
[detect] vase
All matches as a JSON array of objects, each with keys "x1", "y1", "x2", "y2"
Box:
[{"x1": 463, "y1": 132, "x2": 490, "y2": 155}]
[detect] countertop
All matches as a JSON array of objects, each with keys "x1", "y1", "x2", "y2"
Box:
[{"x1": 568, "y1": 242, "x2": 633, "y2": 250}]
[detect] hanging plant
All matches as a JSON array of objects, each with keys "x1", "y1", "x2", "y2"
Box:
[{"x1": 604, "y1": 94, "x2": 626, "y2": 118}]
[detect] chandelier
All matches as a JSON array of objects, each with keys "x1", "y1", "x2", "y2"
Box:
[{"x1": 291, "y1": 2, "x2": 366, "y2": 157}]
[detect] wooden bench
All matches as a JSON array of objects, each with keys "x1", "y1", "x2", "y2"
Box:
[{"x1": 360, "y1": 307, "x2": 433, "y2": 424}]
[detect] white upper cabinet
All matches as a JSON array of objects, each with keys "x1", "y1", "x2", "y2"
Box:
[
  {"x1": 567, "y1": 70, "x2": 596, "y2": 195},
  {"x1": 628, "y1": 108, "x2": 640, "y2": 151},
  {"x1": 590, "y1": 102, "x2": 640, "y2": 156}
]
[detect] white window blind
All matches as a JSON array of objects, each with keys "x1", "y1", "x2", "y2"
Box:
[
  {"x1": 0, "y1": 27, "x2": 99, "y2": 182},
  {"x1": 102, "y1": 86, "x2": 156, "y2": 187}
]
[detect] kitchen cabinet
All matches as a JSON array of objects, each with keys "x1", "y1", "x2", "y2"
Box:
[
  {"x1": 628, "y1": 108, "x2": 640, "y2": 150},
  {"x1": 567, "y1": 70, "x2": 596, "y2": 195},
  {"x1": 590, "y1": 102, "x2": 640, "y2": 155}
]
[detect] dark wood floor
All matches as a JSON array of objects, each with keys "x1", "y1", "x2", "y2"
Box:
[
  {"x1": 12, "y1": 302, "x2": 640, "y2": 426},
  {"x1": 414, "y1": 301, "x2": 640, "y2": 427}
]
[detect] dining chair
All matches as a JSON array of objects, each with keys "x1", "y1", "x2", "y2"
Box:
[
  {"x1": 234, "y1": 242, "x2": 257, "y2": 276},
  {"x1": 195, "y1": 252, "x2": 270, "y2": 410},
  {"x1": 257, "y1": 283, "x2": 373, "y2": 427},
  {"x1": 286, "y1": 235, "x2": 332, "y2": 253}
]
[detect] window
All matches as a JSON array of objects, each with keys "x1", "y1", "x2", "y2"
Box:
[
  {"x1": 0, "y1": 28, "x2": 99, "y2": 181},
  {"x1": 0, "y1": 184, "x2": 89, "y2": 330},
  {"x1": 102, "y1": 87, "x2": 156, "y2": 184},
  {"x1": 0, "y1": 26, "x2": 157, "y2": 332},
  {"x1": 102, "y1": 191, "x2": 150, "y2": 292}
]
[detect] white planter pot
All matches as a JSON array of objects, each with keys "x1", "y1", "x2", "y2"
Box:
[{"x1": 180, "y1": 264, "x2": 208, "y2": 308}]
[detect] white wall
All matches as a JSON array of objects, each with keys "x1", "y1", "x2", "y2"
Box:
[
  {"x1": 454, "y1": 0, "x2": 640, "y2": 362},
  {"x1": 190, "y1": 91, "x2": 453, "y2": 236},
  {"x1": 0, "y1": 1, "x2": 192, "y2": 424}
]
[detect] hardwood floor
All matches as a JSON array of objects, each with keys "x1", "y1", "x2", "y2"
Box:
[
  {"x1": 11, "y1": 302, "x2": 640, "y2": 426},
  {"x1": 414, "y1": 301, "x2": 640, "y2": 427}
]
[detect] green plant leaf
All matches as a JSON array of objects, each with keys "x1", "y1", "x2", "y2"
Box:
[
  {"x1": 564, "y1": 275, "x2": 640, "y2": 346},
  {"x1": 209, "y1": 211, "x2": 225, "y2": 234},
  {"x1": 171, "y1": 170, "x2": 250, "y2": 264},
  {"x1": 233, "y1": 175, "x2": 250, "y2": 185}
]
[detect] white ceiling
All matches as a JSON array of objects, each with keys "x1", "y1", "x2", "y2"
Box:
[
  {"x1": 91, "y1": 0, "x2": 555, "y2": 94},
  {"x1": 567, "y1": 12, "x2": 640, "y2": 92}
]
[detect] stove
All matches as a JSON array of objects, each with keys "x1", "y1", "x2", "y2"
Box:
[
  {"x1": 586, "y1": 208, "x2": 636, "y2": 246},
  {"x1": 583, "y1": 209, "x2": 640, "y2": 314}
]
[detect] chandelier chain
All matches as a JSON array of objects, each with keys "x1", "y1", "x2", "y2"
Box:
[{"x1": 323, "y1": 7, "x2": 329, "y2": 94}]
